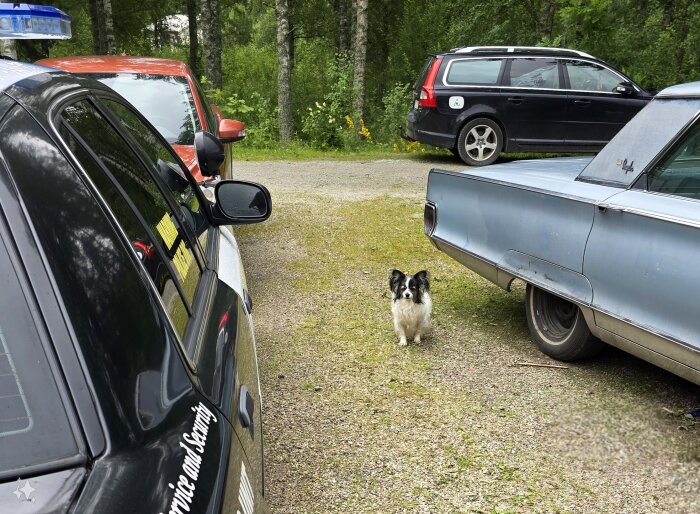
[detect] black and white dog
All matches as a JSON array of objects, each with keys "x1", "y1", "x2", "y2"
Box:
[{"x1": 390, "y1": 269, "x2": 432, "y2": 346}]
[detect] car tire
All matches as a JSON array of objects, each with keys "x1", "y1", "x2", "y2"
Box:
[
  {"x1": 456, "y1": 118, "x2": 503, "y2": 166},
  {"x1": 525, "y1": 284, "x2": 604, "y2": 361}
]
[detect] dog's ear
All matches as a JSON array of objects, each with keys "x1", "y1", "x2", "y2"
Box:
[
  {"x1": 414, "y1": 270, "x2": 429, "y2": 291},
  {"x1": 390, "y1": 269, "x2": 405, "y2": 289}
]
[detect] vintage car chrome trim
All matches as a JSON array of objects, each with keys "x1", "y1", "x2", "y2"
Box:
[
  {"x1": 423, "y1": 202, "x2": 437, "y2": 237},
  {"x1": 592, "y1": 320, "x2": 700, "y2": 385},
  {"x1": 430, "y1": 168, "x2": 607, "y2": 204},
  {"x1": 591, "y1": 308, "x2": 699, "y2": 358},
  {"x1": 596, "y1": 201, "x2": 700, "y2": 230}
]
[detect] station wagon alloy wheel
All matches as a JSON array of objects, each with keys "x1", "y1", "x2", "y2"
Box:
[
  {"x1": 525, "y1": 285, "x2": 603, "y2": 361},
  {"x1": 457, "y1": 118, "x2": 503, "y2": 166}
]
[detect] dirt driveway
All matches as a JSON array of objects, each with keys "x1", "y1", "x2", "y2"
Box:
[{"x1": 234, "y1": 158, "x2": 700, "y2": 514}]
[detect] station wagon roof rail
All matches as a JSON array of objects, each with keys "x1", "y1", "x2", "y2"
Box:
[{"x1": 450, "y1": 46, "x2": 595, "y2": 58}]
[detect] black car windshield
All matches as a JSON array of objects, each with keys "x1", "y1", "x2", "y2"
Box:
[
  {"x1": 0, "y1": 233, "x2": 80, "y2": 478},
  {"x1": 83, "y1": 73, "x2": 201, "y2": 145}
]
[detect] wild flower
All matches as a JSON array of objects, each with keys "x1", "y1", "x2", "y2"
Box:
[
  {"x1": 345, "y1": 115, "x2": 355, "y2": 131},
  {"x1": 358, "y1": 118, "x2": 372, "y2": 141}
]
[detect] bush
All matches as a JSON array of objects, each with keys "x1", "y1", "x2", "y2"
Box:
[{"x1": 376, "y1": 82, "x2": 412, "y2": 145}]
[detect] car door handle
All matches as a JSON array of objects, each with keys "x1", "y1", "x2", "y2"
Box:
[
  {"x1": 574, "y1": 99, "x2": 591, "y2": 106},
  {"x1": 596, "y1": 202, "x2": 625, "y2": 212},
  {"x1": 507, "y1": 96, "x2": 523, "y2": 104},
  {"x1": 239, "y1": 385, "x2": 255, "y2": 432}
]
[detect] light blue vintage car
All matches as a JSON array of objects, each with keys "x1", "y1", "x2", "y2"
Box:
[{"x1": 425, "y1": 82, "x2": 700, "y2": 384}]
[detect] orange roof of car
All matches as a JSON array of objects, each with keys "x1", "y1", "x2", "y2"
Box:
[{"x1": 35, "y1": 56, "x2": 191, "y2": 77}]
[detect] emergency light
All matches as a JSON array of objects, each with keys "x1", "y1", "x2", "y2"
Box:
[{"x1": 0, "y1": 3, "x2": 71, "y2": 39}]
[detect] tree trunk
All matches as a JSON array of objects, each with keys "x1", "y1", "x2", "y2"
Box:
[
  {"x1": 187, "y1": 0, "x2": 200, "y2": 79},
  {"x1": 353, "y1": 0, "x2": 368, "y2": 118},
  {"x1": 87, "y1": 0, "x2": 107, "y2": 54},
  {"x1": 200, "y1": 0, "x2": 222, "y2": 89},
  {"x1": 337, "y1": 0, "x2": 350, "y2": 54},
  {"x1": 276, "y1": 0, "x2": 293, "y2": 144},
  {"x1": 103, "y1": 0, "x2": 116, "y2": 55}
]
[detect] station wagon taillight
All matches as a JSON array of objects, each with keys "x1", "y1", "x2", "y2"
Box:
[{"x1": 418, "y1": 57, "x2": 442, "y2": 109}]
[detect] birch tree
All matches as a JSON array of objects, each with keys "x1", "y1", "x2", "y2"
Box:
[
  {"x1": 201, "y1": 0, "x2": 222, "y2": 88},
  {"x1": 103, "y1": 0, "x2": 116, "y2": 54},
  {"x1": 337, "y1": 0, "x2": 350, "y2": 54},
  {"x1": 276, "y1": 0, "x2": 293, "y2": 143},
  {"x1": 352, "y1": 0, "x2": 368, "y2": 118}
]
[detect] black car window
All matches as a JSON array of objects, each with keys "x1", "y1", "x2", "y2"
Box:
[
  {"x1": 648, "y1": 120, "x2": 700, "y2": 200},
  {"x1": 59, "y1": 100, "x2": 198, "y2": 338},
  {"x1": 82, "y1": 73, "x2": 201, "y2": 145},
  {"x1": 100, "y1": 98, "x2": 210, "y2": 253},
  {"x1": 507, "y1": 58, "x2": 560, "y2": 89},
  {"x1": 191, "y1": 75, "x2": 218, "y2": 134},
  {"x1": 564, "y1": 60, "x2": 623, "y2": 93},
  {"x1": 3, "y1": 104, "x2": 191, "y2": 444},
  {"x1": 445, "y1": 59, "x2": 501, "y2": 86},
  {"x1": 0, "y1": 236, "x2": 80, "y2": 477},
  {"x1": 414, "y1": 56, "x2": 436, "y2": 89}
]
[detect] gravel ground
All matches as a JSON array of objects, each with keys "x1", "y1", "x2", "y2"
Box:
[{"x1": 234, "y1": 158, "x2": 700, "y2": 514}]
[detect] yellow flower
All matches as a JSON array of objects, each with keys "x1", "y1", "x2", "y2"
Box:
[
  {"x1": 359, "y1": 118, "x2": 372, "y2": 141},
  {"x1": 344, "y1": 115, "x2": 355, "y2": 131}
]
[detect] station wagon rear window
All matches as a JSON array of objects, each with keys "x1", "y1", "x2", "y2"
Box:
[{"x1": 445, "y1": 59, "x2": 501, "y2": 85}]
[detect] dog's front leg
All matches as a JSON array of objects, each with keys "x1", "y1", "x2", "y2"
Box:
[
  {"x1": 397, "y1": 328, "x2": 408, "y2": 346},
  {"x1": 395, "y1": 324, "x2": 408, "y2": 346}
]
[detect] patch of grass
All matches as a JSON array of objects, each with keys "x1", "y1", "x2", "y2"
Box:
[{"x1": 234, "y1": 143, "x2": 450, "y2": 162}]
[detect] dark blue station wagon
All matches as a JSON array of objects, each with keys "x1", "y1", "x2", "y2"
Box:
[
  {"x1": 405, "y1": 46, "x2": 653, "y2": 166},
  {"x1": 0, "y1": 60, "x2": 271, "y2": 513}
]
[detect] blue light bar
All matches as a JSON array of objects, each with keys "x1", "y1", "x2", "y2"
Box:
[{"x1": 0, "y1": 3, "x2": 71, "y2": 40}]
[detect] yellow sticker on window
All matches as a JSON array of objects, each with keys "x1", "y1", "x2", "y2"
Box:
[
  {"x1": 156, "y1": 214, "x2": 179, "y2": 250},
  {"x1": 156, "y1": 214, "x2": 192, "y2": 282},
  {"x1": 173, "y1": 242, "x2": 193, "y2": 282}
]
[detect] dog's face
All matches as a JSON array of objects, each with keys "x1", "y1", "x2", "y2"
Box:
[{"x1": 390, "y1": 269, "x2": 429, "y2": 304}]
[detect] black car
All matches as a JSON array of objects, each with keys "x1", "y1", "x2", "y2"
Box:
[
  {"x1": 0, "y1": 61, "x2": 272, "y2": 513},
  {"x1": 405, "y1": 46, "x2": 653, "y2": 166}
]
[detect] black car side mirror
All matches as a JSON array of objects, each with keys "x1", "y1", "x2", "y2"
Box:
[
  {"x1": 195, "y1": 130, "x2": 225, "y2": 177},
  {"x1": 209, "y1": 180, "x2": 272, "y2": 225},
  {"x1": 615, "y1": 82, "x2": 636, "y2": 95}
]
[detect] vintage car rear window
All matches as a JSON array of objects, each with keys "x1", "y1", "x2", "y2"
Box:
[
  {"x1": 81, "y1": 73, "x2": 201, "y2": 146},
  {"x1": 578, "y1": 98, "x2": 700, "y2": 186},
  {"x1": 0, "y1": 219, "x2": 79, "y2": 477}
]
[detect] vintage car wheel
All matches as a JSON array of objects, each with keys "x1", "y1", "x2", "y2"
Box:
[
  {"x1": 525, "y1": 284, "x2": 603, "y2": 361},
  {"x1": 457, "y1": 118, "x2": 502, "y2": 166}
]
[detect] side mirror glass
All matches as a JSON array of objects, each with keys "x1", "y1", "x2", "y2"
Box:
[
  {"x1": 194, "y1": 130, "x2": 224, "y2": 177},
  {"x1": 218, "y1": 118, "x2": 246, "y2": 143},
  {"x1": 212, "y1": 180, "x2": 272, "y2": 225}
]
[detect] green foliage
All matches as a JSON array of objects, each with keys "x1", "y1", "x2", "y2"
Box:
[
  {"x1": 300, "y1": 55, "x2": 363, "y2": 149},
  {"x1": 36, "y1": 0, "x2": 700, "y2": 150},
  {"x1": 376, "y1": 82, "x2": 412, "y2": 145}
]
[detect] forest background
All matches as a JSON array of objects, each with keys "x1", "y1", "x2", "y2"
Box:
[{"x1": 13, "y1": 0, "x2": 700, "y2": 153}]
